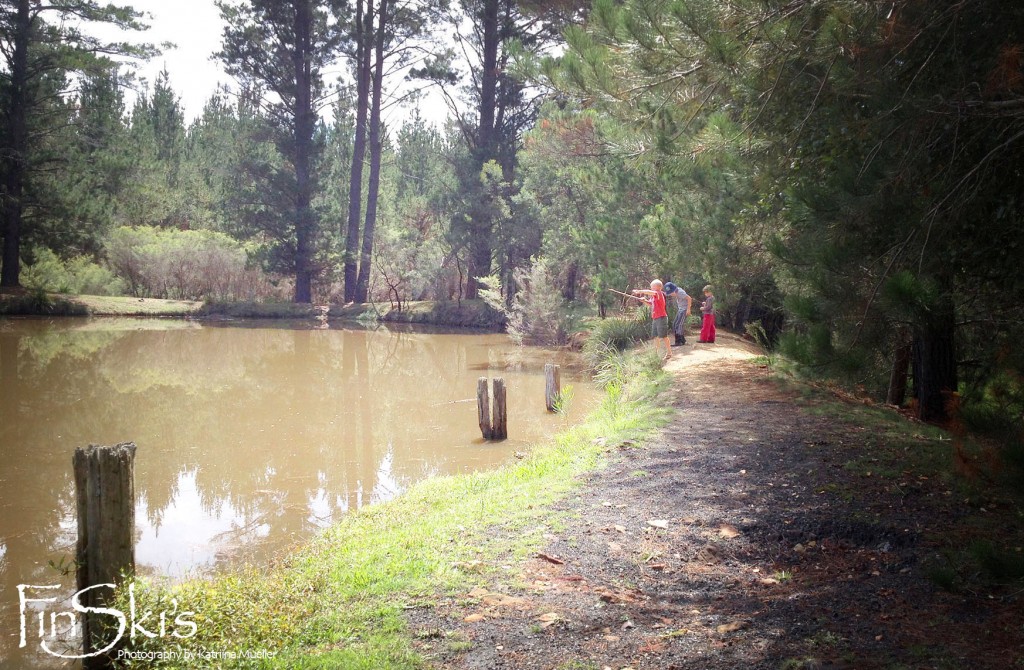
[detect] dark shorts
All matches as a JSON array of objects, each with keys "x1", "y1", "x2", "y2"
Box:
[{"x1": 651, "y1": 316, "x2": 669, "y2": 338}]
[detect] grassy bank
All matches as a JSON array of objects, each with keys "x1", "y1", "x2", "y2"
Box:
[
  {"x1": 118, "y1": 348, "x2": 669, "y2": 669},
  {"x1": 0, "y1": 291, "x2": 201, "y2": 316},
  {"x1": 0, "y1": 290, "x2": 90, "y2": 315},
  {"x1": 0, "y1": 291, "x2": 503, "y2": 329},
  {"x1": 328, "y1": 300, "x2": 505, "y2": 330}
]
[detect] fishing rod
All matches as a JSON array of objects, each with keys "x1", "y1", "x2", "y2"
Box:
[{"x1": 607, "y1": 288, "x2": 647, "y2": 302}]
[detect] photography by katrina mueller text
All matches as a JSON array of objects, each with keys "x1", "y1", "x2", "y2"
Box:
[{"x1": 117, "y1": 649, "x2": 278, "y2": 662}]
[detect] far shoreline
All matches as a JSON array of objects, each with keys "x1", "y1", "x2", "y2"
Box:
[{"x1": 0, "y1": 291, "x2": 507, "y2": 331}]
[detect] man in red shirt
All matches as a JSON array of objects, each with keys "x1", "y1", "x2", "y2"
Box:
[{"x1": 632, "y1": 279, "x2": 672, "y2": 361}]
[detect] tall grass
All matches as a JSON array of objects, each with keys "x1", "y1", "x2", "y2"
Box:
[
  {"x1": 582, "y1": 313, "x2": 650, "y2": 368},
  {"x1": 116, "y1": 348, "x2": 669, "y2": 669}
]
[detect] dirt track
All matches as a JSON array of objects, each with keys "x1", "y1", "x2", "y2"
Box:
[{"x1": 412, "y1": 334, "x2": 1024, "y2": 670}]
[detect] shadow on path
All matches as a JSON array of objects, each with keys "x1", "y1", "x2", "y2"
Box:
[{"x1": 412, "y1": 333, "x2": 1024, "y2": 670}]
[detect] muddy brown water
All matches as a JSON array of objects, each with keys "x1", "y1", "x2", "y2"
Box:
[{"x1": 0, "y1": 318, "x2": 596, "y2": 667}]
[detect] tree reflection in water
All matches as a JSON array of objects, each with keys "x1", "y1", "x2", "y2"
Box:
[{"x1": 0, "y1": 318, "x2": 595, "y2": 665}]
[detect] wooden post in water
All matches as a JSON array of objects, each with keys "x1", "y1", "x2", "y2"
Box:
[
  {"x1": 544, "y1": 363, "x2": 561, "y2": 412},
  {"x1": 491, "y1": 378, "x2": 507, "y2": 440},
  {"x1": 73, "y1": 442, "x2": 136, "y2": 669},
  {"x1": 477, "y1": 377, "x2": 492, "y2": 439}
]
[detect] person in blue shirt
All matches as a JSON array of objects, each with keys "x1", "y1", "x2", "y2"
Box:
[{"x1": 663, "y1": 282, "x2": 692, "y2": 347}]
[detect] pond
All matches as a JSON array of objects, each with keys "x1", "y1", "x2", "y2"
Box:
[{"x1": 0, "y1": 318, "x2": 597, "y2": 666}]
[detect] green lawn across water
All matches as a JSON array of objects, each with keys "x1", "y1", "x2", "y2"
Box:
[{"x1": 0, "y1": 291, "x2": 504, "y2": 328}]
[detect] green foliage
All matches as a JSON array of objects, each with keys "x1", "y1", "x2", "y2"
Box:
[
  {"x1": 118, "y1": 70, "x2": 192, "y2": 230},
  {"x1": 0, "y1": 291, "x2": 87, "y2": 316},
  {"x1": 20, "y1": 251, "x2": 76, "y2": 294},
  {"x1": 0, "y1": 0, "x2": 158, "y2": 286},
  {"x1": 216, "y1": 0, "x2": 347, "y2": 302},
  {"x1": 361, "y1": 111, "x2": 458, "y2": 306},
  {"x1": 105, "y1": 226, "x2": 272, "y2": 301},
  {"x1": 543, "y1": 0, "x2": 1024, "y2": 426},
  {"x1": 552, "y1": 384, "x2": 575, "y2": 418},
  {"x1": 20, "y1": 248, "x2": 124, "y2": 296},
  {"x1": 590, "y1": 346, "x2": 665, "y2": 428},
  {"x1": 923, "y1": 559, "x2": 960, "y2": 593},
  {"x1": 744, "y1": 320, "x2": 770, "y2": 351},
  {"x1": 583, "y1": 314, "x2": 650, "y2": 362},
  {"x1": 481, "y1": 257, "x2": 576, "y2": 346},
  {"x1": 477, "y1": 273, "x2": 510, "y2": 314},
  {"x1": 409, "y1": 1, "x2": 580, "y2": 301},
  {"x1": 516, "y1": 104, "x2": 663, "y2": 314}
]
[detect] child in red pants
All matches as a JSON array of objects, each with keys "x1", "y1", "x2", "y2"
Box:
[{"x1": 699, "y1": 285, "x2": 716, "y2": 343}]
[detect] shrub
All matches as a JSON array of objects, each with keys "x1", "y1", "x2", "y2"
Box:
[
  {"x1": 584, "y1": 312, "x2": 649, "y2": 351},
  {"x1": 20, "y1": 248, "x2": 124, "y2": 296},
  {"x1": 65, "y1": 256, "x2": 125, "y2": 295},
  {"x1": 0, "y1": 290, "x2": 88, "y2": 316},
  {"x1": 479, "y1": 257, "x2": 575, "y2": 346},
  {"x1": 19, "y1": 249, "x2": 69, "y2": 293},
  {"x1": 105, "y1": 226, "x2": 273, "y2": 301}
]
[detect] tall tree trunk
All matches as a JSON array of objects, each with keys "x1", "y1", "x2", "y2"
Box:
[
  {"x1": 914, "y1": 303, "x2": 957, "y2": 422},
  {"x1": 292, "y1": 0, "x2": 316, "y2": 303},
  {"x1": 354, "y1": 0, "x2": 388, "y2": 304},
  {"x1": 887, "y1": 330, "x2": 912, "y2": 406},
  {"x1": 563, "y1": 261, "x2": 578, "y2": 301},
  {"x1": 343, "y1": 0, "x2": 372, "y2": 303},
  {"x1": 1, "y1": 0, "x2": 31, "y2": 289},
  {"x1": 465, "y1": 0, "x2": 500, "y2": 300}
]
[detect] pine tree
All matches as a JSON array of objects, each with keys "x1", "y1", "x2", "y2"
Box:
[
  {"x1": 0, "y1": 0, "x2": 155, "y2": 287},
  {"x1": 184, "y1": 87, "x2": 251, "y2": 233},
  {"x1": 342, "y1": 0, "x2": 448, "y2": 303},
  {"x1": 217, "y1": 0, "x2": 346, "y2": 303},
  {"x1": 55, "y1": 70, "x2": 132, "y2": 253},
  {"x1": 411, "y1": 0, "x2": 586, "y2": 299},
  {"x1": 547, "y1": 0, "x2": 1024, "y2": 422}
]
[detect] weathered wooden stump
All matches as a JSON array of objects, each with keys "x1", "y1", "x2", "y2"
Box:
[
  {"x1": 477, "y1": 377, "x2": 492, "y2": 439},
  {"x1": 477, "y1": 377, "x2": 508, "y2": 440},
  {"x1": 73, "y1": 442, "x2": 136, "y2": 668},
  {"x1": 491, "y1": 378, "x2": 507, "y2": 440},
  {"x1": 544, "y1": 363, "x2": 561, "y2": 412}
]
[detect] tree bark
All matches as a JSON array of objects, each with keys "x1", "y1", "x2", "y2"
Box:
[
  {"x1": 74, "y1": 443, "x2": 136, "y2": 668},
  {"x1": 464, "y1": 0, "x2": 500, "y2": 300},
  {"x1": 292, "y1": 0, "x2": 317, "y2": 303},
  {"x1": 343, "y1": 0, "x2": 372, "y2": 303},
  {"x1": 477, "y1": 377, "x2": 492, "y2": 439},
  {"x1": 0, "y1": 0, "x2": 31, "y2": 288},
  {"x1": 491, "y1": 377, "x2": 507, "y2": 440},
  {"x1": 354, "y1": 0, "x2": 388, "y2": 304},
  {"x1": 887, "y1": 332, "x2": 912, "y2": 406},
  {"x1": 913, "y1": 307, "x2": 957, "y2": 422},
  {"x1": 563, "y1": 261, "x2": 578, "y2": 301},
  {"x1": 544, "y1": 363, "x2": 561, "y2": 412}
]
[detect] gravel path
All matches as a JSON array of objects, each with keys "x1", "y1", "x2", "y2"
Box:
[{"x1": 411, "y1": 334, "x2": 1024, "y2": 670}]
